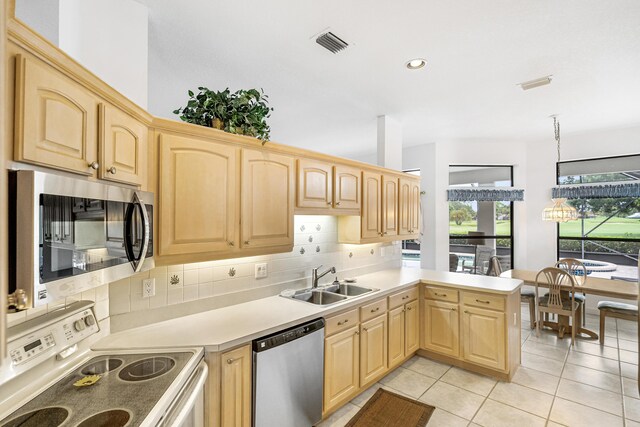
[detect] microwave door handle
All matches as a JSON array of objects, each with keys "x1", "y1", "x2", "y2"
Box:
[{"x1": 125, "y1": 192, "x2": 150, "y2": 272}]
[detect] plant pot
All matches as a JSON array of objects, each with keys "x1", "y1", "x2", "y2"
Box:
[{"x1": 211, "y1": 118, "x2": 224, "y2": 130}]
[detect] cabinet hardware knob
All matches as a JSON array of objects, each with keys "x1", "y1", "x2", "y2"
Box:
[
  {"x1": 337, "y1": 320, "x2": 349, "y2": 325},
  {"x1": 402, "y1": 296, "x2": 409, "y2": 300},
  {"x1": 88, "y1": 161, "x2": 99, "y2": 170},
  {"x1": 464, "y1": 310, "x2": 469, "y2": 314},
  {"x1": 402, "y1": 309, "x2": 406, "y2": 312},
  {"x1": 476, "y1": 299, "x2": 490, "y2": 304},
  {"x1": 383, "y1": 231, "x2": 388, "y2": 235},
  {"x1": 107, "y1": 166, "x2": 117, "y2": 175},
  {"x1": 363, "y1": 327, "x2": 368, "y2": 332},
  {"x1": 244, "y1": 241, "x2": 250, "y2": 245},
  {"x1": 407, "y1": 307, "x2": 413, "y2": 311},
  {"x1": 371, "y1": 307, "x2": 380, "y2": 313},
  {"x1": 226, "y1": 358, "x2": 234, "y2": 364},
  {"x1": 451, "y1": 308, "x2": 457, "y2": 311},
  {"x1": 336, "y1": 202, "x2": 341, "y2": 206},
  {"x1": 435, "y1": 293, "x2": 446, "y2": 297},
  {"x1": 327, "y1": 201, "x2": 332, "y2": 205},
  {"x1": 228, "y1": 241, "x2": 234, "y2": 247},
  {"x1": 355, "y1": 331, "x2": 360, "y2": 335}
]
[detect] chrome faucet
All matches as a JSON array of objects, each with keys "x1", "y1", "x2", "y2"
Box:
[{"x1": 311, "y1": 265, "x2": 336, "y2": 288}]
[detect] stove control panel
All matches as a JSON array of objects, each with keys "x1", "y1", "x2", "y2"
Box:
[{"x1": 8, "y1": 304, "x2": 99, "y2": 368}]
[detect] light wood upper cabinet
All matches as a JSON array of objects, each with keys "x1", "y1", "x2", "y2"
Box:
[
  {"x1": 387, "y1": 305, "x2": 405, "y2": 369},
  {"x1": 158, "y1": 133, "x2": 238, "y2": 256},
  {"x1": 361, "y1": 171, "x2": 382, "y2": 240},
  {"x1": 241, "y1": 149, "x2": 294, "y2": 249},
  {"x1": 99, "y1": 103, "x2": 147, "y2": 186},
  {"x1": 382, "y1": 175, "x2": 398, "y2": 238},
  {"x1": 399, "y1": 178, "x2": 420, "y2": 237},
  {"x1": 333, "y1": 165, "x2": 361, "y2": 211},
  {"x1": 14, "y1": 54, "x2": 98, "y2": 176},
  {"x1": 324, "y1": 326, "x2": 360, "y2": 413},
  {"x1": 409, "y1": 180, "x2": 421, "y2": 235},
  {"x1": 221, "y1": 345, "x2": 252, "y2": 427},
  {"x1": 405, "y1": 299, "x2": 420, "y2": 355},
  {"x1": 297, "y1": 159, "x2": 332, "y2": 209},
  {"x1": 462, "y1": 306, "x2": 506, "y2": 370},
  {"x1": 360, "y1": 314, "x2": 388, "y2": 387},
  {"x1": 423, "y1": 299, "x2": 460, "y2": 358}
]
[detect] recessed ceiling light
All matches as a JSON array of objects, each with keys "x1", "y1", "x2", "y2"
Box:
[{"x1": 406, "y1": 58, "x2": 427, "y2": 70}]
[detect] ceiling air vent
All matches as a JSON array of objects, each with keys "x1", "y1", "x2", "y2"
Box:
[{"x1": 316, "y1": 32, "x2": 349, "y2": 54}]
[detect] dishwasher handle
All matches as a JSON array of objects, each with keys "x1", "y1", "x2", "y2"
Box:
[{"x1": 253, "y1": 318, "x2": 325, "y2": 353}]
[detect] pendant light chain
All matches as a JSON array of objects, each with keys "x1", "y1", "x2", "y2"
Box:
[{"x1": 554, "y1": 116, "x2": 561, "y2": 163}]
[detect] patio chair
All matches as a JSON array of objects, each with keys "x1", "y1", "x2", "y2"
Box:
[
  {"x1": 535, "y1": 267, "x2": 579, "y2": 346},
  {"x1": 485, "y1": 256, "x2": 503, "y2": 277},
  {"x1": 449, "y1": 254, "x2": 459, "y2": 272},
  {"x1": 462, "y1": 245, "x2": 495, "y2": 275}
]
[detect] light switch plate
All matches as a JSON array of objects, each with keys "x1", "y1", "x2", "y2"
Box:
[
  {"x1": 143, "y1": 278, "x2": 156, "y2": 297},
  {"x1": 255, "y1": 263, "x2": 268, "y2": 279}
]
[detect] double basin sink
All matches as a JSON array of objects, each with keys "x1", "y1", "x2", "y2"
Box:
[{"x1": 285, "y1": 283, "x2": 378, "y2": 306}]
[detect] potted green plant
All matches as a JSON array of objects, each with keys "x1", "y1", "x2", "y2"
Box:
[{"x1": 173, "y1": 87, "x2": 273, "y2": 144}]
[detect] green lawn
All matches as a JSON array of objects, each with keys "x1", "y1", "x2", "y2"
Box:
[
  {"x1": 449, "y1": 220, "x2": 511, "y2": 236},
  {"x1": 449, "y1": 216, "x2": 640, "y2": 239},
  {"x1": 559, "y1": 216, "x2": 640, "y2": 239}
]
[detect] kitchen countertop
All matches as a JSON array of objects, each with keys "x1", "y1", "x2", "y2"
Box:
[{"x1": 94, "y1": 268, "x2": 522, "y2": 352}]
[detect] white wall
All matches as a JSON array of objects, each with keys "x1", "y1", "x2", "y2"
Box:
[
  {"x1": 15, "y1": 0, "x2": 60, "y2": 45},
  {"x1": 59, "y1": 0, "x2": 148, "y2": 108},
  {"x1": 395, "y1": 124, "x2": 640, "y2": 274}
]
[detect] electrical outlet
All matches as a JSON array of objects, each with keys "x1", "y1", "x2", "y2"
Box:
[
  {"x1": 143, "y1": 278, "x2": 156, "y2": 297},
  {"x1": 255, "y1": 263, "x2": 268, "y2": 279},
  {"x1": 380, "y1": 247, "x2": 387, "y2": 257}
]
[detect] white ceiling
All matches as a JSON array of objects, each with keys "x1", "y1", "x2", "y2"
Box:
[{"x1": 141, "y1": 0, "x2": 640, "y2": 159}]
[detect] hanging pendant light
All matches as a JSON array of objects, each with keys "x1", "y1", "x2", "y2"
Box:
[{"x1": 542, "y1": 116, "x2": 578, "y2": 222}]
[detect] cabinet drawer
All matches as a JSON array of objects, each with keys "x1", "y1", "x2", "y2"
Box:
[
  {"x1": 360, "y1": 298, "x2": 388, "y2": 322},
  {"x1": 462, "y1": 292, "x2": 505, "y2": 311},
  {"x1": 325, "y1": 308, "x2": 359, "y2": 337},
  {"x1": 388, "y1": 287, "x2": 418, "y2": 309},
  {"x1": 425, "y1": 287, "x2": 458, "y2": 303}
]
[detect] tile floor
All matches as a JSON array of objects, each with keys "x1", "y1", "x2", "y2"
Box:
[{"x1": 318, "y1": 307, "x2": 639, "y2": 427}]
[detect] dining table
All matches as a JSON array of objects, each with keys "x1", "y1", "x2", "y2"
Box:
[{"x1": 501, "y1": 269, "x2": 638, "y2": 340}]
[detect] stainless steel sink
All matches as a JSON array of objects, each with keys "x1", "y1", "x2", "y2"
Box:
[
  {"x1": 324, "y1": 284, "x2": 375, "y2": 297},
  {"x1": 290, "y1": 289, "x2": 348, "y2": 305}
]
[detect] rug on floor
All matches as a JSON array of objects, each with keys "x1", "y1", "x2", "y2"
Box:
[{"x1": 345, "y1": 388, "x2": 435, "y2": 427}]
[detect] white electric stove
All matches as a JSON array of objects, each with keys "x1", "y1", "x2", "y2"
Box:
[{"x1": 0, "y1": 301, "x2": 207, "y2": 427}]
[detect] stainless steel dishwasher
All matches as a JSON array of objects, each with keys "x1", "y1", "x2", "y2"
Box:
[{"x1": 253, "y1": 318, "x2": 325, "y2": 427}]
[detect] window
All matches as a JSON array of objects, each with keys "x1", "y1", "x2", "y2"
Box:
[
  {"x1": 402, "y1": 169, "x2": 420, "y2": 267},
  {"x1": 557, "y1": 154, "x2": 640, "y2": 281},
  {"x1": 448, "y1": 165, "x2": 514, "y2": 274}
]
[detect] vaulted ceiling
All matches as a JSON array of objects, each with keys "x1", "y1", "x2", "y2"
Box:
[{"x1": 141, "y1": 0, "x2": 640, "y2": 158}]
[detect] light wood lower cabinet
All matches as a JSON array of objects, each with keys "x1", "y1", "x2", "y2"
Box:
[
  {"x1": 221, "y1": 345, "x2": 252, "y2": 427},
  {"x1": 462, "y1": 306, "x2": 506, "y2": 370},
  {"x1": 360, "y1": 314, "x2": 388, "y2": 387},
  {"x1": 421, "y1": 285, "x2": 520, "y2": 379},
  {"x1": 387, "y1": 305, "x2": 406, "y2": 369},
  {"x1": 405, "y1": 299, "x2": 420, "y2": 355},
  {"x1": 324, "y1": 326, "x2": 360, "y2": 412},
  {"x1": 423, "y1": 299, "x2": 460, "y2": 357}
]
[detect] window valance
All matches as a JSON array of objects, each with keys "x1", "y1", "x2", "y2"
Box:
[
  {"x1": 446, "y1": 188, "x2": 525, "y2": 202},
  {"x1": 552, "y1": 182, "x2": 640, "y2": 199}
]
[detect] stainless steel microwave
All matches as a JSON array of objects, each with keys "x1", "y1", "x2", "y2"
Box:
[{"x1": 9, "y1": 170, "x2": 154, "y2": 307}]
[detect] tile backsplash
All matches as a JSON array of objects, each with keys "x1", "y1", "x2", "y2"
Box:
[{"x1": 109, "y1": 215, "x2": 403, "y2": 331}]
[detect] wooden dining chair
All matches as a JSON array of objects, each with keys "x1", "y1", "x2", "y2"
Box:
[
  {"x1": 555, "y1": 258, "x2": 587, "y2": 324},
  {"x1": 486, "y1": 256, "x2": 503, "y2": 277},
  {"x1": 535, "y1": 267, "x2": 580, "y2": 345}
]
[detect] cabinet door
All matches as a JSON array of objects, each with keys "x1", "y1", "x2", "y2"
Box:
[
  {"x1": 398, "y1": 178, "x2": 412, "y2": 236},
  {"x1": 423, "y1": 299, "x2": 460, "y2": 358},
  {"x1": 409, "y1": 180, "x2": 421, "y2": 234},
  {"x1": 324, "y1": 326, "x2": 360, "y2": 413},
  {"x1": 14, "y1": 54, "x2": 98, "y2": 175},
  {"x1": 221, "y1": 345, "x2": 252, "y2": 427},
  {"x1": 405, "y1": 300, "x2": 420, "y2": 355},
  {"x1": 158, "y1": 134, "x2": 238, "y2": 256},
  {"x1": 99, "y1": 103, "x2": 147, "y2": 186},
  {"x1": 462, "y1": 306, "x2": 506, "y2": 370},
  {"x1": 297, "y1": 159, "x2": 332, "y2": 209},
  {"x1": 388, "y1": 305, "x2": 405, "y2": 369},
  {"x1": 360, "y1": 315, "x2": 388, "y2": 386},
  {"x1": 334, "y1": 165, "x2": 361, "y2": 210},
  {"x1": 382, "y1": 175, "x2": 399, "y2": 238},
  {"x1": 361, "y1": 171, "x2": 382, "y2": 239},
  {"x1": 241, "y1": 149, "x2": 294, "y2": 248}
]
